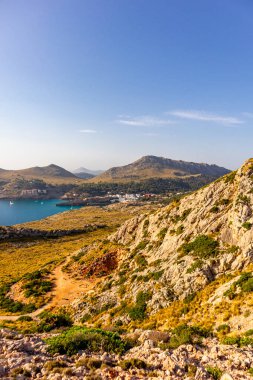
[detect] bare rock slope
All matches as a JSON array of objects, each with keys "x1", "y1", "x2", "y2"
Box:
[{"x1": 73, "y1": 159, "x2": 253, "y2": 331}]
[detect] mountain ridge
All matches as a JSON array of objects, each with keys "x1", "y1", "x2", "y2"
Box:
[
  {"x1": 0, "y1": 164, "x2": 78, "y2": 182},
  {"x1": 90, "y1": 155, "x2": 230, "y2": 183}
]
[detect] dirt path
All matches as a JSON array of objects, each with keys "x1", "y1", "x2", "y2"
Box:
[{"x1": 0, "y1": 250, "x2": 97, "y2": 321}]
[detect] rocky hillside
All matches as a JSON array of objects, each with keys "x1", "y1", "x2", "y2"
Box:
[
  {"x1": 0, "y1": 164, "x2": 83, "y2": 198},
  {"x1": 1, "y1": 159, "x2": 253, "y2": 380},
  {"x1": 71, "y1": 159, "x2": 253, "y2": 333},
  {"x1": 90, "y1": 155, "x2": 230, "y2": 182}
]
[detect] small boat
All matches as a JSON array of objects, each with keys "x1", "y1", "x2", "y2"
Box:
[{"x1": 9, "y1": 201, "x2": 14, "y2": 206}]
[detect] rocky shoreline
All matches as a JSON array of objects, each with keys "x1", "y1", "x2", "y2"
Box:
[
  {"x1": 0, "y1": 329, "x2": 252, "y2": 379},
  {"x1": 0, "y1": 225, "x2": 106, "y2": 241}
]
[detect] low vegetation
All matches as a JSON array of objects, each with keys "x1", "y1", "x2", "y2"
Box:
[
  {"x1": 179, "y1": 235, "x2": 219, "y2": 259},
  {"x1": 160, "y1": 324, "x2": 210, "y2": 349},
  {"x1": 223, "y1": 272, "x2": 253, "y2": 299},
  {"x1": 46, "y1": 326, "x2": 129, "y2": 355},
  {"x1": 0, "y1": 282, "x2": 36, "y2": 314},
  {"x1": 128, "y1": 291, "x2": 152, "y2": 321}
]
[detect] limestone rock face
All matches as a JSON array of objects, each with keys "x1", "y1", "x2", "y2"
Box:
[
  {"x1": 71, "y1": 159, "x2": 253, "y2": 329},
  {"x1": 109, "y1": 159, "x2": 253, "y2": 301}
]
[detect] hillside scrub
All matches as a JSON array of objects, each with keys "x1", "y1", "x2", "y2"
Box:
[
  {"x1": 224, "y1": 272, "x2": 253, "y2": 299},
  {"x1": 46, "y1": 326, "x2": 129, "y2": 355},
  {"x1": 0, "y1": 282, "x2": 36, "y2": 314},
  {"x1": 36, "y1": 311, "x2": 73, "y2": 332},
  {"x1": 179, "y1": 235, "x2": 219, "y2": 259},
  {"x1": 160, "y1": 324, "x2": 210, "y2": 349},
  {"x1": 128, "y1": 291, "x2": 152, "y2": 321}
]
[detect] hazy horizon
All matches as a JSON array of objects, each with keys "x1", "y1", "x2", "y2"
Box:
[
  {"x1": 0, "y1": 153, "x2": 239, "y2": 172},
  {"x1": 1, "y1": 0, "x2": 253, "y2": 171}
]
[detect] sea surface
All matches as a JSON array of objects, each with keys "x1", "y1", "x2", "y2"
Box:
[{"x1": 0, "y1": 199, "x2": 81, "y2": 226}]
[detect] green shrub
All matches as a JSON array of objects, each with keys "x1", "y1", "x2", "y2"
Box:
[
  {"x1": 223, "y1": 288, "x2": 236, "y2": 300},
  {"x1": 184, "y1": 292, "x2": 196, "y2": 304},
  {"x1": 175, "y1": 225, "x2": 184, "y2": 235},
  {"x1": 120, "y1": 358, "x2": 147, "y2": 370},
  {"x1": 171, "y1": 209, "x2": 191, "y2": 224},
  {"x1": 238, "y1": 337, "x2": 253, "y2": 346},
  {"x1": 241, "y1": 278, "x2": 253, "y2": 292},
  {"x1": 157, "y1": 228, "x2": 168, "y2": 241},
  {"x1": 128, "y1": 291, "x2": 152, "y2": 321},
  {"x1": 216, "y1": 324, "x2": 230, "y2": 333},
  {"x1": 220, "y1": 199, "x2": 230, "y2": 205},
  {"x1": 37, "y1": 311, "x2": 73, "y2": 332},
  {"x1": 80, "y1": 313, "x2": 91, "y2": 323},
  {"x1": 44, "y1": 360, "x2": 67, "y2": 371},
  {"x1": 248, "y1": 368, "x2": 253, "y2": 376},
  {"x1": 161, "y1": 324, "x2": 210, "y2": 349},
  {"x1": 225, "y1": 272, "x2": 253, "y2": 299},
  {"x1": 242, "y1": 222, "x2": 252, "y2": 230},
  {"x1": 152, "y1": 270, "x2": 164, "y2": 280},
  {"x1": 179, "y1": 305, "x2": 189, "y2": 315},
  {"x1": 224, "y1": 171, "x2": 236, "y2": 184},
  {"x1": 180, "y1": 209, "x2": 192, "y2": 221},
  {"x1": 226, "y1": 245, "x2": 239, "y2": 254},
  {"x1": 237, "y1": 194, "x2": 250, "y2": 205},
  {"x1": 11, "y1": 367, "x2": 32, "y2": 377},
  {"x1": 0, "y1": 282, "x2": 36, "y2": 314},
  {"x1": 46, "y1": 326, "x2": 128, "y2": 355},
  {"x1": 23, "y1": 270, "x2": 45, "y2": 281},
  {"x1": 206, "y1": 365, "x2": 223, "y2": 379},
  {"x1": 143, "y1": 220, "x2": 150, "y2": 237},
  {"x1": 22, "y1": 279, "x2": 53, "y2": 298},
  {"x1": 221, "y1": 336, "x2": 240, "y2": 345},
  {"x1": 245, "y1": 329, "x2": 253, "y2": 336},
  {"x1": 179, "y1": 235, "x2": 219, "y2": 259},
  {"x1": 186, "y1": 259, "x2": 203, "y2": 273},
  {"x1": 210, "y1": 206, "x2": 219, "y2": 213},
  {"x1": 132, "y1": 240, "x2": 148, "y2": 254},
  {"x1": 185, "y1": 364, "x2": 197, "y2": 376},
  {"x1": 135, "y1": 255, "x2": 148, "y2": 269},
  {"x1": 18, "y1": 315, "x2": 33, "y2": 322},
  {"x1": 76, "y1": 358, "x2": 102, "y2": 369}
]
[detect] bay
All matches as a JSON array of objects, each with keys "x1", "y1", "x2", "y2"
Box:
[{"x1": 0, "y1": 199, "x2": 81, "y2": 226}]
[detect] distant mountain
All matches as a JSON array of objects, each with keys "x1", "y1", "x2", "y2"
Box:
[
  {"x1": 74, "y1": 172, "x2": 95, "y2": 179},
  {"x1": 18, "y1": 164, "x2": 77, "y2": 178},
  {"x1": 0, "y1": 164, "x2": 79, "y2": 183},
  {"x1": 73, "y1": 167, "x2": 104, "y2": 176},
  {"x1": 90, "y1": 155, "x2": 230, "y2": 183}
]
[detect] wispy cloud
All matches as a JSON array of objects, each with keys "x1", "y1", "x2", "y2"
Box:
[
  {"x1": 116, "y1": 115, "x2": 174, "y2": 127},
  {"x1": 168, "y1": 110, "x2": 244, "y2": 125},
  {"x1": 79, "y1": 129, "x2": 97, "y2": 133},
  {"x1": 242, "y1": 112, "x2": 253, "y2": 119}
]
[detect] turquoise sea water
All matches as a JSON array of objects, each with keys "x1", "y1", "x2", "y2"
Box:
[{"x1": 0, "y1": 199, "x2": 81, "y2": 226}]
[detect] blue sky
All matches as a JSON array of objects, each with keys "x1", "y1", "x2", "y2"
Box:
[{"x1": 0, "y1": 0, "x2": 252, "y2": 170}]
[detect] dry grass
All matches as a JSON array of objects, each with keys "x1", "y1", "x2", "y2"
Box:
[
  {"x1": 0, "y1": 205, "x2": 149, "y2": 286},
  {"x1": 15, "y1": 205, "x2": 143, "y2": 230}
]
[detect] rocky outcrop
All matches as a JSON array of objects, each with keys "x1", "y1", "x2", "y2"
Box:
[
  {"x1": 82, "y1": 251, "x2": 118, "y2": 278},
  {"x1": 0, "y1": 328, "x2": 252, "y2": 379}
]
